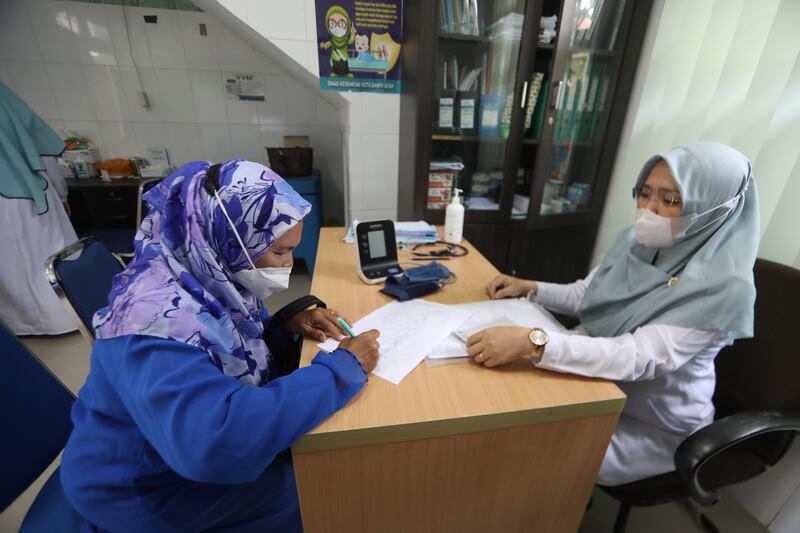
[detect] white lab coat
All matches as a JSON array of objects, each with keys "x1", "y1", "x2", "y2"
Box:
[
  {"x1": 529, "y1": 268, "x2": 733, "y2": 486},
  {"x1": 0, "y1": 156, "x2": 78, "y2": 335}
]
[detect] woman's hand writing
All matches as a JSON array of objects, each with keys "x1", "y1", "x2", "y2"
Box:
[{"x1": 339, "y1": 330, "x2": 380, "y2": 373}]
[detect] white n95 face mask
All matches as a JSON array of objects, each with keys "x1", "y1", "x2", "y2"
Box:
[
  {"x1": 634, "y1": 208, "x2": 676, "y2": 248},
  {"x1": 330, "y1": 26, "x2": 347, "y2": 38},
  {"x1": 634, "y1": 178, "x2": 749, "y2": 248},
  {"x1": 232, "y1": 267, "x2": 292, "y2": 301},
  {"x1": 211, "y1": 188, "x2": 292, "y2": 300}
]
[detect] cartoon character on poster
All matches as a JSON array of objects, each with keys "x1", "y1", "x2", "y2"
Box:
[{"x1": 319, "y1": 6, "x2": 356, "y2": 78}]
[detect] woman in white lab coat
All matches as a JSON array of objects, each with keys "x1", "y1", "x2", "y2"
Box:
[
  {"x1": 468, "y1": 142, "x2": 759, "y2": 486},
  {"x1": 0, "y1": 82, "x2": 78, "y2": 335}
]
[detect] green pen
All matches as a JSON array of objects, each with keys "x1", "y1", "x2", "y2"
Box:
[{"x1": 337, "y1": 316, "x2": 356, "y2": 337}]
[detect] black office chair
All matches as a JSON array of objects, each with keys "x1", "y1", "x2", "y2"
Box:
[
  {"x1": 599, "y1": 258, "x2": 800, "y2": 532},
  {"x1": 0, "y1": 320, "x2": 84, "y2": 532},
  {"x1": 45, "y1": 237, "x2": 124, "y2": 344}
]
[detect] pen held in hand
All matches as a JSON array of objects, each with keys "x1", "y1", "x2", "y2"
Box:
[{"x1": 337, "y1": 316, "x2": 356, "y2": 337}]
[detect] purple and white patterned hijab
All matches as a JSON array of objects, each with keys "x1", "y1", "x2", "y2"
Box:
[{"x1": 93, "y1": 160, "x2": 311, "y2": 386}]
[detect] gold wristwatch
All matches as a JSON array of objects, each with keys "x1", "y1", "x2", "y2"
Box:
[{"x1": 528, "y1": 327, "x2": 549, "y2": 357}]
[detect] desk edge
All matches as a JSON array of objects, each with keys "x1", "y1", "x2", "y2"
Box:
[{"x1": 292, "y1": 396, "x2": 625, "y2": 454}]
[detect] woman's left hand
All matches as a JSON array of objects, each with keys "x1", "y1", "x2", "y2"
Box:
[
  {"x1": 466, "y1": 327, "x2": 532, "y2": 368},
  {"x1": 285, "y1": 307, "x2": 345, "y2": 342}
]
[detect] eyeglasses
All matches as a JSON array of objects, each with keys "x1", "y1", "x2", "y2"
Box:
[
  {"x1": 632, "y1": 187, "x2": 682, "y2": 208},
  {"x1": 329, "y1": 19, "x2": 347, "y2": 30}
]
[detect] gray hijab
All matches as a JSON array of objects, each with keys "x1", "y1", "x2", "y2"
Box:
[{"x1": 579, "y1": 142, "x2": 759, "y2": 339}]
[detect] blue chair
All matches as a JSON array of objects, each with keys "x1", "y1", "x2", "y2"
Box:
[
  {"x1": 0, "y1": 321, "x2": 84, "y2": 531},
  {"x1": 45, "y1": 237, "x2": 124, "y2": 344}
]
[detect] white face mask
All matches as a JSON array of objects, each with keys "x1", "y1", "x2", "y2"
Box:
[
  {"x1": 330, "y1": 26, "x2": 347, "y2": 38},
  {"x1": 634, "y1": 182, "x2": 748, "y2": 248},
  {"x1": 232, "y1": 266, "x2": 292, "y2": 301},
  {"x1": 634, "y1": 208, "x2": 675, "y2": 248},
  {"x1": 212, "y1": 189, "x2": 292, "y2": 300}
]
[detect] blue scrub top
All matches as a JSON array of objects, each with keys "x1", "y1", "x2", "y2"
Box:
[{"x1": 60, "y1": 335, "x2": 366, "y2": 532}]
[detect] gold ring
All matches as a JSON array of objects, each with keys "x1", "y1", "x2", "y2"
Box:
[{"x1": 478, "y1": 353, "x2": 486, "y2": 363}]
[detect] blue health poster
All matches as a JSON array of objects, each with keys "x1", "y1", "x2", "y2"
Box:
[{"x1": 315, "y1": 0, "x2": 403, "y2": 93}]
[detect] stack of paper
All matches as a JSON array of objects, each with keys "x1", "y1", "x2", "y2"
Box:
[
  {"x1": 316, "y1": 298, "x2": 568, "y2": 383},
  {"x1": 343, "y1": 220, "x2": 439, "y2": 244},
  {"x1": 318, "y1": 300, "x2": 473, "y2": 384},
  {"x1": 426, "y1": 298, "x2": 566, "y2": 366}
]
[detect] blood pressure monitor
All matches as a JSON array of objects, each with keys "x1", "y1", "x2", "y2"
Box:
[{"x1": 355, "y1": 220, "x2": 403, "y2": 284}]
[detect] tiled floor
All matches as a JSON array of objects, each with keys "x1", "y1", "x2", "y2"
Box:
[{"x1": 1, "y1": 265, "x2": 767, "y2": 532}]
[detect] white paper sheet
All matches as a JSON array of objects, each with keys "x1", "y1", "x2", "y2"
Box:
[
  {"x1": 317, "y1": 300, "x2": 473, "y2": 384},
  {"x1": 426, "y1": 299, "x2": 566, "y2": 362}
]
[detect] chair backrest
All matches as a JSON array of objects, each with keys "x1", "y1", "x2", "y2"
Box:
[
  {"x1": 45, "y1": 237, "x2": 124, "y2": 343},
  {"x1": 136, "y1": 178, "x2": 162, "y2": 225},
  {"x1": 0, "y1": 321, "x2": 75, "y2": 512},
  {"x1": 713, "y1": 258, "x2": 800, "y2": 417}
]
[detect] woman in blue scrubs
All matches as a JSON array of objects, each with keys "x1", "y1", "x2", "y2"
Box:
[{"x1": 60, "y1": 160, "x2": 379, "y2": 532}]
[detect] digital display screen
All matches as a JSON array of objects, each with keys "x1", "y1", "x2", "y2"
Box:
[{"x1": 367, "y1": 230, "x2": 387, "y2": 259}]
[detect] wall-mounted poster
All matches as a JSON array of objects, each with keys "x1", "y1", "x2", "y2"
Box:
[{"x1": 315, "y1": 0, "x2": 402, "y2": 93}]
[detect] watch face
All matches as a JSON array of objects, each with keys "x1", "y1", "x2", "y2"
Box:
[{"x1": 530, "y1": 328, "x2": 548, "y2": 346}]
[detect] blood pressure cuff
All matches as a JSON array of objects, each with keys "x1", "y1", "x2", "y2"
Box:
[{"x1": 380, "y1": 262, "x2": 452, "y2": 302}]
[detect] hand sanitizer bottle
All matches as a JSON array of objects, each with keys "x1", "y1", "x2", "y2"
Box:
[{"x1": 444, "y1": 188, "x2": 464, "y2": 244}]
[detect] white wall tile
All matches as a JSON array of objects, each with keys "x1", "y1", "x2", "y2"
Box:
[
  {"x1": 343, "y1": 92, "x2": 363, "y2": 134},
  {"x1": 63, "y1": 120, "x2": 101, "y2": 153},
  {"x1": 98, "y1": 121, "x2": 137, "y2": 158},
  {"x1": 259, "y1": 125, "x2": 285, "y2": 152},
  {"x1": 27, "y1": 0, "x2": 79, "y2": 64},
  {"x1": 0, "y1": 62, "x2": 14, "y2": 91},
  {"x1": 112, "y1": 4, "x2": 153, "y2": 68},
  {"x1": 154, "y1": 68, "x2": 196, "y2": 123},
  {"x1": 245, "y1": 0, "x2": 305, "y2": 42},
  {"x1": 316, "y1": 98, "x2": 340, "y2": 126},
  {"x1": 253, "y1": 51, "x2": 284, "y2": 75},
  {"x1": 361, "y1": 134, "x2": 399, "y2": 210},
  {"x1": 225, "y1": 98, "x2": 259, "y2": 125},
  {"x1": 140, "y1": 9, "x2": 186, "y2": 69},
  {"x1": 103, "y1": 5, "x2": 135, "y2": 68},
  {"x1": 45, "y1": 119, "x2": 66, "y2": 137},
  {"x1": 189, "y1": 70, "x2": 228, "y2": 124},
  {"x1": 304, "y1": 0, "x2": 318, "y2": 42},
  {"x1": 8, "y1": 62, "x2": 61, "y2": 120},
  {"x1": 220, "y1": 0, "x2": 249, "y2": 22},
  {"x1": 86, "y1": 65, "x2": 129, "y2": 121},
  {"x1": 165, "y1": 122, "x2": 204, "y2": 166},
  {"x1": 216, "y1": 24, "x2": 256, "y2": 72},
  {"x1": 284, "y1": 79, "x2": 316, "y2": 126},
  {"x1": 361, "y1": 93, "x2": 400, "y2": 135},
  {"x1": 198, "y1": 123, "x2": 234, "y2": 162},
  {"x1": 46, "y1": 63, "x2": 95, "y2": 120},
  {"x1": 270, "y1": 39, "x2": 314, "y2": 74},
  {"x1": 229, "y1": 124, "x2": 267, "y2": 163},
  {"x1": 118, "y1": 66, "x2": 162, "y2": 122},
  {"x1": 178, "y1": 11, "x2": 220, "y2": 71},
  {"x1": 132, "y1": 122, "x2": 170, "y2": 158},
  {"x1": 257, "y1": 74, "x2": 288, "y2": 125},
  {"x1": 66, "y1": 2, "x2": 118, "y2": 66},
  {"x1": 0, "y1": 0, "x2": 41, "y2": 62}
]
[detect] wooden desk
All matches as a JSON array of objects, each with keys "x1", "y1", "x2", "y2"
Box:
[{"x1": 293, "y1": 228, "x2": 625, "y2": 532}]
